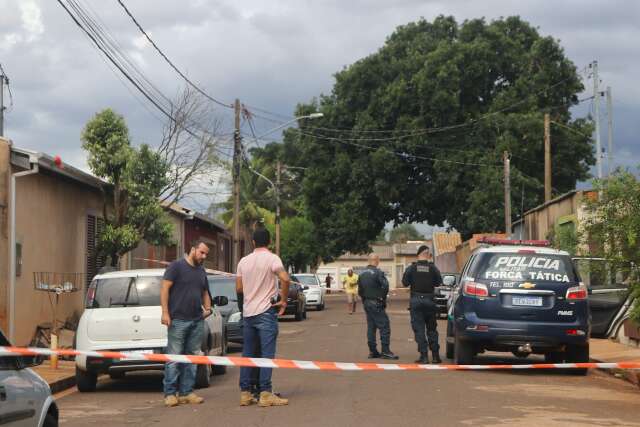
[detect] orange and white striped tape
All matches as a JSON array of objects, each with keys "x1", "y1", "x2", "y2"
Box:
[{"x1": 1, "y1": 346, "x2": 639, "y2": 371}]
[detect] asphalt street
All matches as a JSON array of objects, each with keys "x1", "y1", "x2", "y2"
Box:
[{"x1": 56, "y1": 292, "x2": 640, "y2": 427}]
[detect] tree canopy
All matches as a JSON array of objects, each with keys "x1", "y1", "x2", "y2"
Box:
[
  {"x1": 82, "y1": 109, "x2": 174, "y2": 266},
  {"x1": 276, "y1": 15, "x2": 594, "y2": 258}
]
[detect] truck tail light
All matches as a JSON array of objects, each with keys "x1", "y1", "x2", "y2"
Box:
[
  {"x1": 566, "y1": 283, "x2": 588, "y2": 300},
  {"x1": 463, "y1": 281, "x2": 488, "y2": 297}
]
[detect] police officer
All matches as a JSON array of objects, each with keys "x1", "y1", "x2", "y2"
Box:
[
  {"x1": 358, "y1": 253, "x2": 399, "y2": 360},
  {"x1": 402, "y1": 245, "x2": 443, "y2": 364}
]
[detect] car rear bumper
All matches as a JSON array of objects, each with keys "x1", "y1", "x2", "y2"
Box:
[
  {"x1": 454, "y1": 312, "x2": 589, "y2": 349},
  {"x1": 83, "y1": 349, "x2": 167, "y2": 373},
  {"x1": 434, "y1": 296, "x2": 448, "y2": 313}
]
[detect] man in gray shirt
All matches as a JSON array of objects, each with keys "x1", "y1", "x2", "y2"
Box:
[{"x1": 161, "y1": 240, "x2": 211, "y2": 407}]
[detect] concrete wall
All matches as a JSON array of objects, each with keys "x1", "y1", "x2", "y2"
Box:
[
  {"x1": 9, "y1": 168, "x2": 103, "y2": 345},
  {"x1": 318, "y1": 259, "x2": 401, "y2": 289}
]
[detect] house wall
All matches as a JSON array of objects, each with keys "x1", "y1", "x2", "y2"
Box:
[
  {"x1": 184, "y1": 219, "x2": 232, "y2": 272},
  {"x1": 9, "y1": 168, "x2": 103, "y2": 345},
  {"x1": 128, "y1": 212, "x2": 184, "y2": 269},
  {"x1": 0, "y1": 140, "x2": 10, "y2": 331}
]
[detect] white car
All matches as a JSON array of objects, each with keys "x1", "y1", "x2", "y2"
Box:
[
  {"x1": 74, "y1": 269, "x2": 228, "y2": 392},
  {"x1": 293, "y1": 274, "x2": 326, "y2": 311},
  {"x1": 0, "y1": 327, "x2": 58, "y2": 427}
]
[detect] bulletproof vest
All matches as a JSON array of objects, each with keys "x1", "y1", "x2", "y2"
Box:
[
  {"x1": 358, "y1": 267, "x2": 386, "y2": 299},
  {"x1": 411, "y1": 261, "x2": 438, "y2": 294}
]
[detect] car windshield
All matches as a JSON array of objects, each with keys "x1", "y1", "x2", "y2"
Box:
[
  {"x1": 293, "y1": 275, "x2": 318, "y2": 287},
  {"x1": 475, "y1": 252, "x2": 576, "y2": 283},
  {"x1": 87, "y1": 275, "x2": 162, "y2": 308},
  {"x1": 208, "y1": 276, "x2": 238, "y2": 301}
]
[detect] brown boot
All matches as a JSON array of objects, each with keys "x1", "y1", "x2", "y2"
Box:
[
  {"x1": 258, "y1": 391, "x2": 289, "y2": 407},
  {"x1": 164, "y1": 395, "x2": 179, "y2": 407},
  {"x1": 178, "y1": 393, "x2": 204, "y2": 405},
  {"x1": 240, "y1": 391, "x2": 256, "y2": 406}
]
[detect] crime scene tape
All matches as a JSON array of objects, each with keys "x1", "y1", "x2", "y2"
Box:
[{"x1": 1, "y1": 346, "x2": 639, "y2": 371}]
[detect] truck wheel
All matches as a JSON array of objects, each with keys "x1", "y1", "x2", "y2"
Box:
[
  {"x1": 454, "y1": 334, "x2": 474, "y2": 365},
  {"x1": 195, "y1": 363, "x2": 212, "y2": 388},
  {"x1": 75, "y1": 367, "x2": 97, "y2": 392},
  {"x1": 565, "y1": 344, "x2": 589, "y2": 375},
  {"x1": 213, "y1": 334, "x2": 227, "y2": 375}
]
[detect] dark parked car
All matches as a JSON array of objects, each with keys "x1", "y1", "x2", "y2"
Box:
[
  {"x1": 208, "y1": 275, "x2": 243, "y2": 345},
  {"x1": 281, "y1": 281, "x2": 307, "y2": 321}
]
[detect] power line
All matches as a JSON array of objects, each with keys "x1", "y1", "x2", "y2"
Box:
[
  {"x1": 114, "y1": 0, "x2": 233, "y2": 110},
  {"x1": 0, "y1": 62, "x2": 14, "y2": 112}
]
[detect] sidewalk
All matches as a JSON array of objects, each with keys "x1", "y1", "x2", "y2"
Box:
[
  {"x1": 32, "y1": 359, "x2": 76, "y2": 394},
  {"x1": 590, "y1": 338, "x2": 640, "y2": 387}
]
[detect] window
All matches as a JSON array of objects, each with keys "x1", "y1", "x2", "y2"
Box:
[{"x1": 86, "y1": 276, "x2": 163, "y2": 308}]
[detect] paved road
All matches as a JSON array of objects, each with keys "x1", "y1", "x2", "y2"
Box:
[{"x1": 57, "y1": 292, "x2": 640, "y2": 426}]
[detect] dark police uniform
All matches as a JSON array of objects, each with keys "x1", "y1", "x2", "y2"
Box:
[
  {"x1": 358, "y1": 265, "x2": 395, "y2": 357},
  {"x1": 402, "y1": 260, "x2": 443, "y2": 362}
]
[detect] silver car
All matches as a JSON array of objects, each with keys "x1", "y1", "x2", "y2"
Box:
[{"x1": 0, "y1": 328, "x2": 58, "y2": 427}]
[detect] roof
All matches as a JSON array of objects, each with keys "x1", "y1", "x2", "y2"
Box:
[
  {"x1": 393, "y1": 241, "x2": 432, "y2": 255},
  {"x1": 11, "y1": 144, "x2": 229, "y2": 233},
  {"x1": 11, "y1": 146, "x2": 104, "y2": 189},
  {"x1": 432, "y1": 232, "x2": 462, "y2": 256},
  {"x1": 474, "y1": 245, "x2": 568, "y2": 256},
  {"x1": 338, "y1": 244, "x2": 394, "y2": 261},
  {"x1": 512, "y1": 189, "x2": 596, "y2": 226}
]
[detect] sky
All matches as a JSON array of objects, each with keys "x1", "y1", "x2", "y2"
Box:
[{"x1": 1, "y1": 0, "x2": 638, "y2": 217}]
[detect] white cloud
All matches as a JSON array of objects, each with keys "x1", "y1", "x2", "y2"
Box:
[{"x1": 19, "y1": 0, "x2": 44, "y2": 42}]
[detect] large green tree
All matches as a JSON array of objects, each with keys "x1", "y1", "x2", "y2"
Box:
[
  {"x1": 389, "y1": 224, "x2": 425, "y2": 243},
  {"x1": 279, "y1": 15, "x2": 594, "y2": 258},
  {"x1": 82, "y1": 109, "x2": 174, "y2": 266}
]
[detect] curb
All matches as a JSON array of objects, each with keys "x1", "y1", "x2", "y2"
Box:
[
  {"x1": 591, "y1": 356, "x2": 640, "y2": 388},
  {"x1": 48, "y1": 374, "x2": 76, "y2": 394}
]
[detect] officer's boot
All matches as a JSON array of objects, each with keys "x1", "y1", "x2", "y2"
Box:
[
  {"x1": 380, "y1": 347, "x2": 399, "y2": 360},
  {"x1": 431, "y1": 352, "x2": 442, "y2": 364},
  {"x1": 415, "y1": 352, "x2": 429, "y2": 364}
]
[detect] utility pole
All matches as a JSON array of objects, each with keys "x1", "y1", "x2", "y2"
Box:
[
  {"x1": 606, "y1": 86, "x2": 613, "y2": 175},
  {"x1": 232, "y1": 99, "x2": 241, "y2": 271},
  {"x1": 544, "y1": 113, "x2": 552, "y2": 203},
  {"x1": 592, "y1": 61, "x2": 602, "y2": 179},
  {"x1": 275, "y1": 161, "x2": 281, "y2": 256},
  {"x1": 0, "y1": 71, "x2": 6, "y2": 137},
  {"x1": 503, "y1": 151, "x2": 511, "y2": 238}
]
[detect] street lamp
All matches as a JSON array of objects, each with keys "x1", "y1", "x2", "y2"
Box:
[{"x1": 246, "y1": 112, "x2": 323, "y2": 256}]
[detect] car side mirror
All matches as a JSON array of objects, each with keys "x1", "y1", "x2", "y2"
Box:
[
  {"x1": 212, "y1": 296, "x2": 228, "y2": 307},
  {"x1": 302, "y1": 285, "x2": 309, "y2": 290},
  {"x1": 20, "y1": 355, "x2": 44, "y2": 368}
]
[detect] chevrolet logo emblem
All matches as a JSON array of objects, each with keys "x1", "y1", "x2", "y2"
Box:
[{"x1": 519, "y1": 282, "x2": 536, "y2": 289}]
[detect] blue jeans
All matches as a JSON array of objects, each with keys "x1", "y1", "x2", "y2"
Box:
[
  {"x1": 363, "y1": 299, "x2": 391, "y2": 353},
  {"x1": 239, "y1": 308, "x2": 279, "y2": 393},
  {"x1": 163, "y1": 319, "x2": 204, "y2": 396}
]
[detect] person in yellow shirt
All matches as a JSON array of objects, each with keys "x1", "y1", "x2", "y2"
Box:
[{"x1": 342, "y1": 268, "x2": 359, "y2": 314}]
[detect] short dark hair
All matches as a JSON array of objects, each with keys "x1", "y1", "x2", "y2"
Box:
[
  {"x1": 253, "y1": 227, "x2": 271, "y2": 248},
  {"x1": 417, "y1": 245, "x2": 430, "y2": 256},
  {"x1": 189, "y1": 239, "x2": 209, "y2": 252}
]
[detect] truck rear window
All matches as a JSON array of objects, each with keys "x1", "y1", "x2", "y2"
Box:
[{"x1": 475, "y1": 253, "x2": 576, "y2": 283}]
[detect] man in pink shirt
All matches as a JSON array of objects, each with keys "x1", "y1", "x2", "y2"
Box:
[{"x1": 236, "y1": 227, "x2": 290, "y2": 407}]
